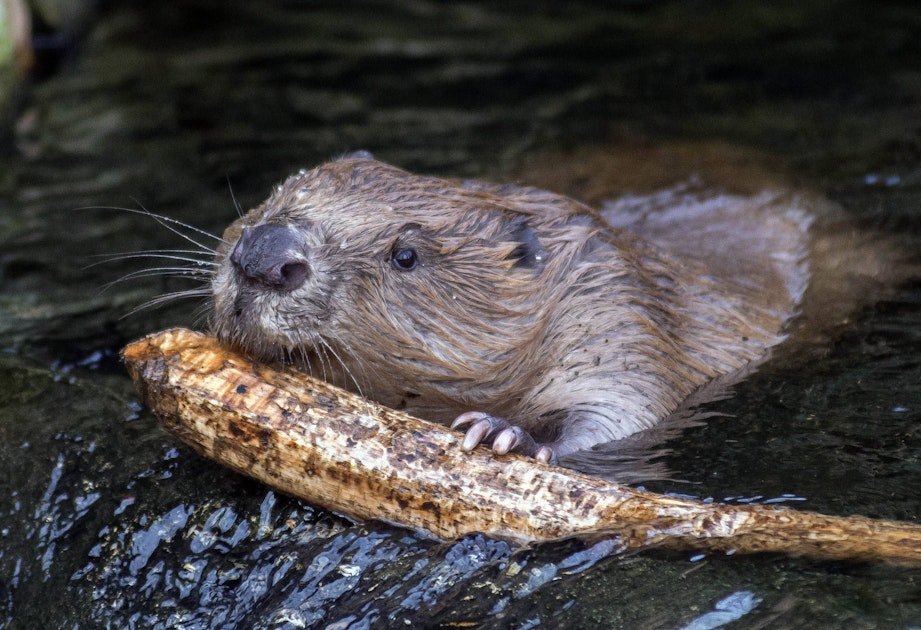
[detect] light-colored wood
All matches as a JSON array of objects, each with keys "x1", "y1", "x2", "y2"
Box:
[{"x1": 123, "y1": 327, "x2": 921, "y2": 565}]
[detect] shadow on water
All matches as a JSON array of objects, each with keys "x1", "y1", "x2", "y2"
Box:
[{"x1": 1, "y1": 1, "x2": 920, "y2": 627}]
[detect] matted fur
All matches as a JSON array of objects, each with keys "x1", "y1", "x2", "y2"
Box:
[{"x1": 211, "y1": 157, "x2": 810, "y2": 457}]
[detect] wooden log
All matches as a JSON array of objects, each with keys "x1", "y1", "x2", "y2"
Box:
[{"x1": 123, "y1": 327, "x2": 921, "y2": 565}]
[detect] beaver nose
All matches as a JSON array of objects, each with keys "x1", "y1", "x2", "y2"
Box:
[{"x1": 230, "y1": 224, "x2": 309, "y2": 292}]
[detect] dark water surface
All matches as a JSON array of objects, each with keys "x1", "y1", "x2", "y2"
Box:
[{"x1": 2, "y1": 2, "x2": 920, "y2": 628}]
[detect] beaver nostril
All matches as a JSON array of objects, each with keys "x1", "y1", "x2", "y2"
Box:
[
  {"x1": 230, "y1": 224, "x2": 310, "y2": 292},
  {"x1": 276, "y1": 260, "x2": 309, "y2": 289}
]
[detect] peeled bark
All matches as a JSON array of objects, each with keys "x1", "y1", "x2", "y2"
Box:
[{"x1": 123, "y1": 327, "x2": 921, "y2": 565}]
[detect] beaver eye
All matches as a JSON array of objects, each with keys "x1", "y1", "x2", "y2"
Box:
[{"x1": 391, "y1": 247, "x2": 418, "y2": 271}]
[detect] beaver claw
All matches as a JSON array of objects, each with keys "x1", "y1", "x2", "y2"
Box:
[{"x1": 451, "y1": 411, "x2": 555, "y2": 464}]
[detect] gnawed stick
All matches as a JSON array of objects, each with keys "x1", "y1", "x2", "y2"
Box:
[{"x1": 123, "y1": 328, "x2": 921, "y2": 565}]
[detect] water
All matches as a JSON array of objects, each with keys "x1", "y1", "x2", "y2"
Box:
[{"x1": 1, "y1": 1, "x2": 920, "y2": 627}]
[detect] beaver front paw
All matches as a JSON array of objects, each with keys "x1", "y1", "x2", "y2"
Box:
[{"x1": 451, "y1": 411, "x2": 555, "y2": 464}]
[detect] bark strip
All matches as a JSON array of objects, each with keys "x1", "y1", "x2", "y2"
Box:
[{"x1": 123, "y1": 327, "x2": 921, "y2": 565}]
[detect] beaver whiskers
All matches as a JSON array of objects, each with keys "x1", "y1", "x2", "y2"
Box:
[{"x1": 96, "y1": 206, "x2": 372, "y2": 398}]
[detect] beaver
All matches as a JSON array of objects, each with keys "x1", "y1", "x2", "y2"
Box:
[{"x1": 210, "y1": 152, "x2": 815, "y2": 463}]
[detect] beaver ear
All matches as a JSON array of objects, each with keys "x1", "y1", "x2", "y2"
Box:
[{"x1": 505, "y1": 219, "x2": 546, "y2": 270}]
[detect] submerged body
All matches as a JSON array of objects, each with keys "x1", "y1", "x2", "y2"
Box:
[{"x1": 211, "y1": 154, "x2": 812, "y2": 461}]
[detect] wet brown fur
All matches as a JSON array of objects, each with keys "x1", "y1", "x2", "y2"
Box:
[{"x1": 211, "y1": 156, "x2": 813, "y2": 457}]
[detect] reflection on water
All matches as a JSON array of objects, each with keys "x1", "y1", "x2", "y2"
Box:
[{"x1": 1, "y1": 0, "x2": 920, "y2": 627}]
